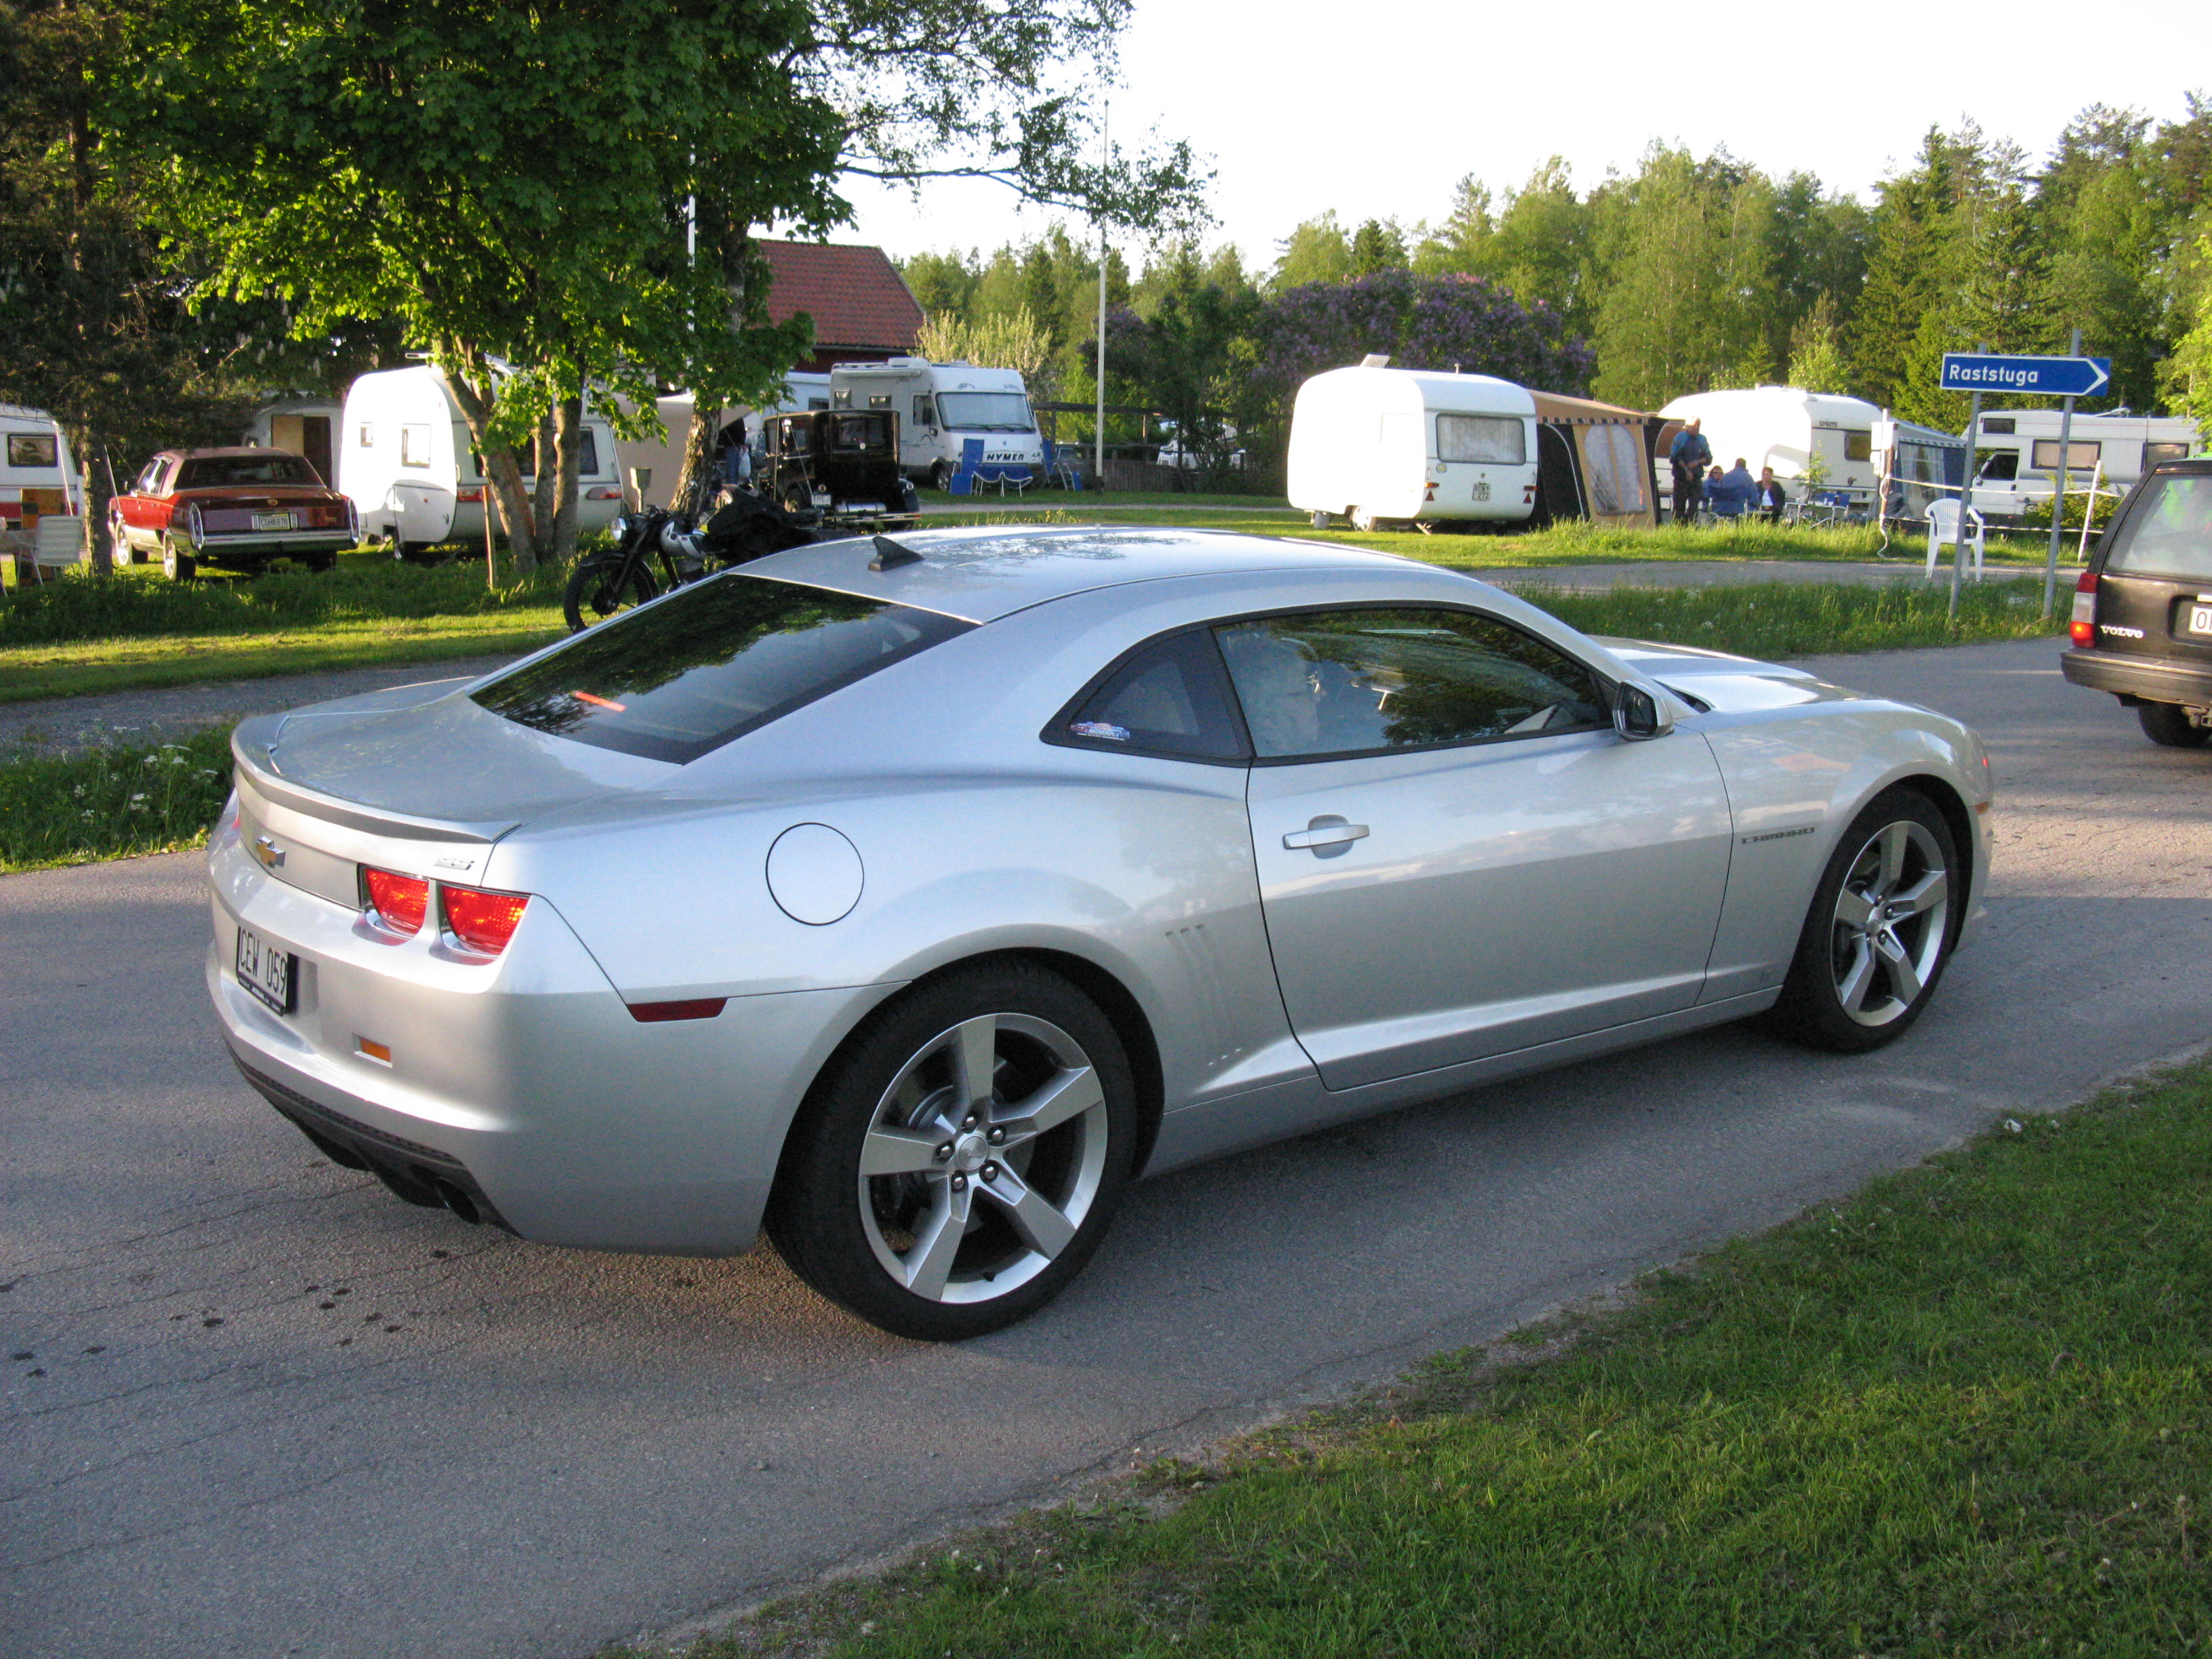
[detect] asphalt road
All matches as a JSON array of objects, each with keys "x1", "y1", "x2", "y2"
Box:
[{"x1": 5, "y1": 634, "x2": 2209, "y2": 1659}]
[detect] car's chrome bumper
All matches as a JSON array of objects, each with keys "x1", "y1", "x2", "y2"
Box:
[{"x1": 206, "y1": 832, "x2": 893, "y2": 1254}]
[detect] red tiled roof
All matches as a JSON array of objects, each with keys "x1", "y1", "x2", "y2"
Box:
[{"x1": 756, "y1": 241, "x2": 924, "y2": 352}]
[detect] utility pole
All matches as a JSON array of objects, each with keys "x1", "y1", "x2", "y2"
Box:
[{"x1": 1094, "y1": 106, "x2": 1107, "y2": 491}]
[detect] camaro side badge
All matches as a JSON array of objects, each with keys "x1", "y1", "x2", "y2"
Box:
[
  {"x1": 251, "y1": 835, "x2": 285, "y2": 869},
  {"x1": 433, "y1": 856, "x2": 476, "y2": 872},
  {"x1": 1740, "y1": 825, "x2": 1816, "y2": 846}
]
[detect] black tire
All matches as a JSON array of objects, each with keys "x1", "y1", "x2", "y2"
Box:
[
  {"x1": 306, "y1": 552, "x2": 338, "y2": 573},
  {"x1": 2137, "y1": 702, "x2": 2210, "y2": 749},
  {"x1": 781, "y1": 482, "x2": 814, "y2": 516},
  {"x1": 930, "y1": 460, "x2": 954, "y2": 492},
  {"x1": 766, "y1": 961, "x2": 1139, "y2": 1340},
  {"x1": 561, "y1": 555, "x2": 658, "y2": 632},
  {"x1": 1774, "y1": 789, "x2": 1961, "y2": 1054}
]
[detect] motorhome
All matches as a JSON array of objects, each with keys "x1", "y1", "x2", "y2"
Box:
[
  {"x1": 828, "y1": 359, "x2": 1042, "y2": 487},
  {"x1": 1658, "y1": 387, "x2": 1884, "y2": 512},
  {"x1": 0, "y1": 404, "x2": 83, "y2": 529},
  {"x1": 243, "y1": 397, "x2": 342, "y2": 485},
  {"x1": 1965, "y1": 409, "x2": 2198, "y2": 522},
  {"x1": 1288, "y1": 363, "x2": 1540, "y2": 531},
  {"x1": 338, "y1": 365, "x2": 623, "y2": 556}
]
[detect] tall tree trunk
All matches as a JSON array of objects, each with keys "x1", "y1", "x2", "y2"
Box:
[
  {"x1": 79, "y1": 424, "x2": 112, "y2": 573},
  {"x1": 550, "y1": 394, "x2": 583, "y2": 560},
  {"x1": 446, "y1": 360, "x2": 537, "y2": 571},
  {"x1": 530, "y1": 414, "x2": 557, "y2": 550},
  {"x1": 668, "y1": 410, "x2": 717, "y2": 517}
]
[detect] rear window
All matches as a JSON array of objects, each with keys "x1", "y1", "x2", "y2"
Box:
[
  {"x1": 470, "y1": 573, "x2": 972, "y2": 763},
  {"x1": 2105, "y1": 472, "x2": 2212, "y2": 581},
  {"x1": 175, "y1": 453, "x2": 320, "y2": 488},
  {"x1": 1436, "y1": 413, "x2": 1525, "y2": 465}
]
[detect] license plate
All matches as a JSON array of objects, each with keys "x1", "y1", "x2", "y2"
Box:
[
  {"x1": 236, "y1": 925, "x2": 296, "y2": 1015},
  {"x1": 252, "y1": 510, "x2": 295, "y2": 531},
  {"x1": 2188, "y1": 605, "x2": 2212, "y2": 636}
]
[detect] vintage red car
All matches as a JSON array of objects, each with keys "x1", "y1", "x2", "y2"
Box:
[{"x1": 109, "y1": 447, "x2": 358, "y2": 579}]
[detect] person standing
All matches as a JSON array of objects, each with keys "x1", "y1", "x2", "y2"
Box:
[{"x1": 1668, "y1": 419, "x2": 1712, "y2": 525}]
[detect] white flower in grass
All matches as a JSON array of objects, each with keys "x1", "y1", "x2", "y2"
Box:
[
  {"x1": 73, "y1": 784, "x2": 86, "y2": 798},
  {"x1": 129, "y1": 792, "x2": 149, "y2": 810}
]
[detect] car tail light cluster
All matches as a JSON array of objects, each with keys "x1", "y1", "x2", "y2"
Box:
[
  {"x1": 361, "y1": 867, "x2": 529, "y2": 956},
  {"x1": 2070, "y1": 570, "x2": 2098, "y2": 647},
  {"x1": 456, "y1": 487, "x2": 485, "y2": 503}
]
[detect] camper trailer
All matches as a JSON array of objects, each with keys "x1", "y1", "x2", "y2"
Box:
[
  {"x1": 0, "y1": 404, "x2": 83, "y2": 529},
  {"x1": 828, "y1": 359, "x2": 1042, "y2": 487},
  {"x1": 243, "y1": 398, "x2": 342, "y2": 485},
  {"x1": 1659, "y1": 388, "x2": 1883, "y2": 513},
  {"x1": 1288, "y1": 365, "x2": 1540, "y2": 531},
  {"x1": 339, "y1": 366, "x2": 623, "y2": 556},
  {"x1": 1965, "y1": 409, "x2": 2198, "y2": 522}
]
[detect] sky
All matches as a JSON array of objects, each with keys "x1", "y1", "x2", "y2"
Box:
[{"x1": 840, "y1": 0, "x2": 2211, "y2": 276}]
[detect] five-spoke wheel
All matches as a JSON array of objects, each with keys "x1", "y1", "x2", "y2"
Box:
[
  {"x1": 1776, "y1": 790, "x2": 1958, "y2": 1052},
  {"x1": 768, "y1": 962, "x2": 1135, "y2": 1340}
]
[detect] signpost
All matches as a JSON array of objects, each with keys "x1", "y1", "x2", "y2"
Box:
[
  {"x1": 1938, "y1": 353, "x2": 2111, "y2": 399},
  {"x1": 1938, "y1": 347, "x2": 2108, "y2": 619}
]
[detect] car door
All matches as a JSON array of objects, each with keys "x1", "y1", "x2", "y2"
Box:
[{"x1": 1223, "y1": 605, "x2": 1735, "y2": 1091}]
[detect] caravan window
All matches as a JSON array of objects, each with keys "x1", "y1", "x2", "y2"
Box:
[
  {"x1": 2148, "y1": 442, "x2": 2191, "y2": 466},
  {"x1": 1843, "y1": 431, "x2": 1872, "y2": 463},
  {"x1": 913, "y1": 394, "x2": 934, "y2": 428},
  {"x1": 1976, "y1": 449, "x2": 2019, "y2": 482},
  {"x1": 2032, "y1": 438, "x2": 2101, "y2": 472},
  {"x1": 6, "y1": 433, "x2": 58, "y2": 469},
  {"x1": 937, "y1": 392, "x2": 1033, "y2": 432},
  {"x1": 1436, "y1": 413, "x2": 1525, "y2": 466},
  {"x1": 1981, "y1": 418, "x2": 2016, "y2": 435},
  {"x1": 400, "y1": 424, "x2": 434, "y2": 468}
]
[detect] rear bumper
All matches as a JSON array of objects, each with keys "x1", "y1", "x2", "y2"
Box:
[
  {"x1": 207, "y1": 832, "x2": 895, "y2": 1254},
  {"x1": 2060, "y1": 648, "x2": 2212, "y2": 708}
]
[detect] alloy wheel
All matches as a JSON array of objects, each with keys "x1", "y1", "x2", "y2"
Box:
[
  {"x1": 1826, "y1": 819, "x2": 1950, "y2": 1027},
  {"x1": 853, "y1": 1011, "x2": 1110, "y2": 1304}
]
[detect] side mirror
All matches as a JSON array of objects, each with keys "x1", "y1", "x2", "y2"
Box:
[{"x1": 1613, "y1": 681, "x2": 1673, "y2": 741}]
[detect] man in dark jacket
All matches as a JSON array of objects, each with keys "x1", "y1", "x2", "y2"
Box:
[{"x1": 1668, "y1": 419, "x2": 1712, "y2": 525}]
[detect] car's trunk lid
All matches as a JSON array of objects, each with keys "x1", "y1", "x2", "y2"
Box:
[
  {"x1": 2086, "y1": 464, "x2": 2212, "y2": 668},
  {"x1": 229, "y1": 680, "x2": 674, "y2": 905}
]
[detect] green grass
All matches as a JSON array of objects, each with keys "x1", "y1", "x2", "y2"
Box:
[
  {"x1": 0, "y1": 723, "x2": 236, "y2": 872},
  {"x1": 1515, "y1": 576, "x2": 2061, "y2": 658},
  {"x1": 629, "y1": 1061, "x2": 2212, "y2": 1659},
  {"x1": 0, "y1": 552, "x2": 569, "y2": 701}
]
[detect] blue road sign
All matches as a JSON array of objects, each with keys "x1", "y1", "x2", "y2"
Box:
[{"x1": 1940, "y1": 353, "x2": 2111, "y2": 398}]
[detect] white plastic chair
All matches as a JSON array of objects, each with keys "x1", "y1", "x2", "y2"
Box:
[
  {"x1": 33, "y1": 514, "x2": 84, "y2": 572},
  {"x1": 1925, "y1": 499, "x2": 1985, "y2": 578}
]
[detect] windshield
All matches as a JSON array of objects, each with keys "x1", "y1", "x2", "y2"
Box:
[
  {"x1": 936, "y1": 392, "x2": 1033, "y2": 433},
  {"x1": 175, "y1": 453, "x2": 320, "y2": 489},
  {"x1": 471, "y1": 572, "x2": 972, "y2": 764},
  {"x1": 2105, "y1": 472, "x2": 2212, "y2": 581}
]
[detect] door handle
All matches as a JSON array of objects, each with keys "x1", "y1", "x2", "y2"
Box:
[{"x1": 1282, "y1": 817, "x2": 1370, "y2": 852}]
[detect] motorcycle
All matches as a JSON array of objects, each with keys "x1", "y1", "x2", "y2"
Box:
[{"x1": 562, "y1": 484, "x2": 820, "y2": 633}]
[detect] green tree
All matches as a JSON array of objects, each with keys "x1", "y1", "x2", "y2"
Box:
[
  {"x1": 1272, "y1": 211, "x2": 1353, "y2": 290},
  {"x1": 1589, "y1": 147, "x2": 1777, "y2": 408},
  {"x1": 914, "y1": 306, "x2": 1060, "y2": 400},
  {"x1": 1414, "y1": 176, "x2": 1494, "y2": 278},
  {"x1": 1348, "y1": 218, "x2": 1408, "y2": 278},
  {"x1": 1787, "y1": 295, "x2": 1853, "y2": 392}
]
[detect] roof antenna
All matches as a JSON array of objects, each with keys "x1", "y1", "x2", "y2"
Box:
[{"x1": 869, "y1": 534, "x2": 923, "y2": 571}]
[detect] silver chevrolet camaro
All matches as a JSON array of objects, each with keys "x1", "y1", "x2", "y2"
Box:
[{"x1": 208, "y1": 527, "x2": 1992, "y2": 1339}]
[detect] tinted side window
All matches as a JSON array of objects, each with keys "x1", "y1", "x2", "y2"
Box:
[
  {"x1": 1059, "y1": 630, "x2": 1247, "y2": 761},
  {"x1": 2106, "y1": 473, "x2": 2212, "y2": 581},
  {"x1": 1216, "y1": 609, "x2": 1607, "y2": 761}
]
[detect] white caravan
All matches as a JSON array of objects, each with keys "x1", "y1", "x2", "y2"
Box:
[
  {"x1": 242, "y1": 397, "x2": 342, "y2": 485},
  {"x1": 0, "y1": 403, "x2": 83, "y2": 529},
  {"x1": 1288, "y1": 364, "x2": 1539, "y2": 530},
  {"x1": 1658, "y1": 387, "x2": 1883, "y2": 508},
  {"x1": 1965, "y1": 409, "x2": 2198, "y2": 521},
  {"x1": 339, "y1": 366, "x2": 623, "y2": 554},
  {"x1": 828, "y1": 358, "x2": 1042, "y2": 487}
]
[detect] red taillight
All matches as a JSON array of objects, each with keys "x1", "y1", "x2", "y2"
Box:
[
  {"x1": 456, "y1": 487, "x2": 485, "y2": 503},
  {"x1": 443, "y1": 884, "x2": 529, "y2": 955},
  {"x1": 584, "y1": 485, "x2": 622, "y2": 500},
  {"x1": 363, "y1": 868, "x2": 430, "y2": 935},
  {"x1": 2070, "y1": 569, "x2": 2097, "y2": 647}
]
